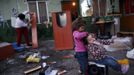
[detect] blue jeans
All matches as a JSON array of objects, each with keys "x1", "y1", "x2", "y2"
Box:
[
  {"x1": 75, "y1": 52, "x2": 88, "y2": 75},
  {"x1": 94, "y1": 56, "x2": 121, "y2": 71}
]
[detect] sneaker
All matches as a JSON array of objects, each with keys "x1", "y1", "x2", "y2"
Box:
[
  {"x1": 78, "y1": 70, "x2": 83, "y2": 74},
  {"x1": 121, "y1": 64, "x2": 129, "y2": 74},
  {"x1": 118, "y1": 59, "x2": 129, "y2": 65}
]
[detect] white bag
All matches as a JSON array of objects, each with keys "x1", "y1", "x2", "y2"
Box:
[
  {"x1": 11, "y1": 17, "x2": 17, "y2": 28},
  {"x1": 126, "y1": 48, "x2": 134, "y2": 59}
]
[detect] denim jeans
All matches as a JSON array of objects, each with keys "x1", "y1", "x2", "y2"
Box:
[
  {"x1": 94, "y1": 56, "x2": 121, "y2": 71},
  {"x1": 75, "y1": 52, "x2": 88, "y2": 75}
]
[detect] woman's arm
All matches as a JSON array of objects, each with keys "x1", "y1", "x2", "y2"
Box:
[{"x1": 97, "y1": 39, "x2": 114, "y2": 45}]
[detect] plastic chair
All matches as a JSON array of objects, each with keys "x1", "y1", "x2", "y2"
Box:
[{"x1": 88, "y1": 61, "x2": 109, "y2": 75}]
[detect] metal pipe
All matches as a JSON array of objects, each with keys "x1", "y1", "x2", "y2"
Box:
[
  {"x1": 36, "y1": 1, "x2": 40, "y2": 24},
  {"x1": 98, "y1": 0, "x2": 100, "y2": 16},
  {"x1": 45, "y1": 1, "x2": 49, "y2": 23}
]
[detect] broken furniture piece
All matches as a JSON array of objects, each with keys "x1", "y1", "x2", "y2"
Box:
[
  {"x1": 52, "y1": 11, "x2": 74, "y2": 50},
  {"x1": 24, "y1": 66, "x2": 42, "y2": 74},
  {"x1": 0, "y1": 42, "x2": 15, "y2": 60}
]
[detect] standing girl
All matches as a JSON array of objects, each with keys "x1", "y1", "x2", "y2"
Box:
[
  {"x1": 72, "y1": 17, "x2": 89, "y2": 75},
  {"x1": 15, "y1": 13, "x2": 31, "y2": 47}
]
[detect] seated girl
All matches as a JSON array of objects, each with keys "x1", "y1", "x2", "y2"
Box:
[{"x1": 85, "y1": 33, "x2": 129, "y2": 74}]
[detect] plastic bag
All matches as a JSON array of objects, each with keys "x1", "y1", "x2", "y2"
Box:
[
  {"x1": 121, "y1": 64, "x2": 129, "y2": 74},
  {"x1": 105, "y1": 37, "x2": 133, "y2": 52},
  {"x1": 11, "y1": 17, "x2": 16, "y2": 28},
  {"x1": 126, "y1": 48, "x2": 134, "y2": 59},
  {"x1": 117, "y1": 59, "x2": 129, "y2": 74}
]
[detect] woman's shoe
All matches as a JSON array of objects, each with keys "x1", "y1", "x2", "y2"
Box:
[
  {"x1": 121, "y1": 64, "x2": 129, "y2": 74},
  {"x1": 78, "y1": 70, "x2": 83, "y2": 74}
]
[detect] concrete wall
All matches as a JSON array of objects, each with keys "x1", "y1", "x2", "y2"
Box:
[
  {"x1": 0, "y1": 0, "x2": 28, "y2": 20},
  {"x1": 0, "y1": 0, "x2": 62, "y2": 20},
  {"x1": 47, "y1": 0, "x2": 62, "y2": 17}
]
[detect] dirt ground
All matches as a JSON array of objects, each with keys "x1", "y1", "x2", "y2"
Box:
[{"x1": 0, "y1": 40, "x2": 134, "y2": 75}]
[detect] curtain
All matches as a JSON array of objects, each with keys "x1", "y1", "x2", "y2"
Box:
[
  {"x1": 93, "y1": 0, "x2": 99, "y2": 16},
  {"x1": 130, "y1": 0, "x2": 134, "y2": 13},
  {"x1": 100, "y1": 0, "x2": 106, "y2": 16},
  {"x1": 93, "y1": 0, "x2": 106, "y2": 16},
  {"x1": 125, "y1": 0, "x2": 131, "y2": 14},
  {"x1": 125, "y1": 0, "x2": 134, "y2": 14}
]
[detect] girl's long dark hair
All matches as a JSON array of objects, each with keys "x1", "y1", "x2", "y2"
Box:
[
  {"x1": 72, "y1": 17, "x2": 86, "y2": 31},
  {"x1": 83, "y1": 33, "x2": 96, "y2": 45},
  {"x1": 82, "y1": 36, "x2": 88, "y2": 45},
  {"x1": 18, "y1": 13, "x2": 25, "y2": 21}
]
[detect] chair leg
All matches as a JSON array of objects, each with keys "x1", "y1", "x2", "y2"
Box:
[{"x1": 106, "y1": 66, "x2": 109, "y2": 75}]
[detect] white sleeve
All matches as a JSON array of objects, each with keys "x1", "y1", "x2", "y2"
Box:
[{"x1": 15, "y1": 18, "x2": 27, "y2": 28}]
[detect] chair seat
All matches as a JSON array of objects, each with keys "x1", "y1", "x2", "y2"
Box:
[{"x1": 88, "y1": 61, "x2": 109, "y2": 75}]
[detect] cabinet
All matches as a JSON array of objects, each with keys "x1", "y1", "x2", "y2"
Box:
[
  {"x1": 95, "y1": 21, "x2": 114, "y2": 39},
  {"x1": 52, "y1": 11, "x2": 74, "y2": 50}
]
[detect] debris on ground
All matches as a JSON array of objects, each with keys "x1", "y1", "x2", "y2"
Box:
[
  {"x1": 26, "y1": 55, "x2": 40, "y2": 63},
  {"x1": 26, "y1": 53, "x2": 41, "y2": 63},
  {"x1": 57, "y1": 69, "x2": 67, "y2": 75},
  {"x1": 46, "y1": 61, "x2": 56, "y2": 65},
  {"x1": 1, "y1": 40, "x2": 134, "y2": 75},
  {"x1": 62, "y1": 54, "x2": 74, "y2": 59},
  {"x1": 41, "y1": 56, "x2": 50, "y2": 60},
  {"x1": 49, "y1": 70, "x2": 58, "y2": 75},
  {"x1": 126, "y1": 48, "x2": 134, "y2": 59},
  {"x1": 24, "y1": 65, "x2": 42, "y2": 74},
  {"x1": 6, "y1": 58, "x2": 17, "y2": 65}
]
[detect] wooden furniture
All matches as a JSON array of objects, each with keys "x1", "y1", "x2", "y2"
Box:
[
  {"x1": 0, "y1": 42, "x2": 15, "y2": 60},
  {"x1": 52, "y1": 11, "x2": 74, "y2": 50},
  {"x1": 120, "y1": 15, "x2": 134, "y2": 32}
]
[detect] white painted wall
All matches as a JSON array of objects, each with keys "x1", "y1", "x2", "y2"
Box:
[
  {"x1": 47, "y1": 0, "x2": 62, "y2": 17},
  {"x1": 0, "y1": 0, "x2": 62, "y2": 20},
  {"x1": 0, "y1": 0, "x2": 28, "y2": 20}
]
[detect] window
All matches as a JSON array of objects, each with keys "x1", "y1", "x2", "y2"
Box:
[
  {"x1": 106, "y1": 0, "x2": 120, "y2": 14},
  {"x1": 79, "y1": 0, "x2": 93, "y2": 17},
  {"x1": 28, "y1": 1, "x2": 48, "y2": 23},
  {"x1": 79, "y1": 0, "x2": 107, "y2": 17}
]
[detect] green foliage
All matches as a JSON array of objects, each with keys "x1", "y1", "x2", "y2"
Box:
[
  {"x1": 0, "y1": 25, "x2": 16, "y2": 42},
  {"x1": 83, "y1": 16, "x2": 95, "y2": 33},
  {"x1": 0, "y1": 21, "x2": 54, "y2": 42},
  {"x1": 82, "y1": 16, "x2": 114, "y2": 33},
  {"x1": 37, "y1": 24, "x2": 53, "y2": 40}
]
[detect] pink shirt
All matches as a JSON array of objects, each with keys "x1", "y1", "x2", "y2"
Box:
[{"x1": 73, "y1": 31, "x2": 88, "y2": 52}]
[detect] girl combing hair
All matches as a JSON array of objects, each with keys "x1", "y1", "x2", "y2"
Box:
[{"x1": 72, "y1": 17, "x2": 89, "y2": 75}]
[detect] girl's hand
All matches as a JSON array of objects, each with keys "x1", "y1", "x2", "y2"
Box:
[{"x1": 86, "y1": 32, "x2": 89, "y2": 35}]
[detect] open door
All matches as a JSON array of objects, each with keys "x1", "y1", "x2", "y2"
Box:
[{"x1": 52, "y1": 11, "x2": 74, "y2": 50}]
